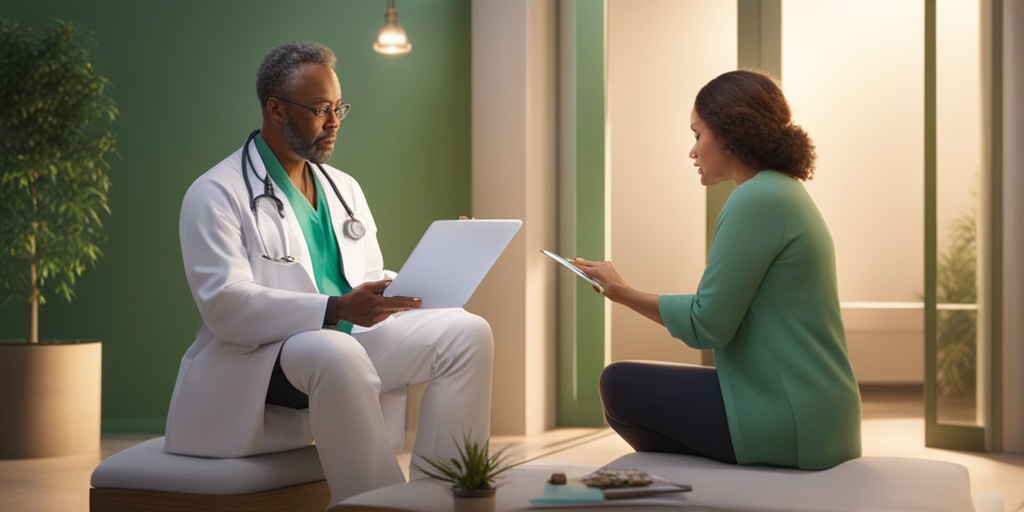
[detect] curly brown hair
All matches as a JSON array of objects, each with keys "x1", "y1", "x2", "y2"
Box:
[{"x1": 694, "y1": 70, "x2": 816, "y2": 181}]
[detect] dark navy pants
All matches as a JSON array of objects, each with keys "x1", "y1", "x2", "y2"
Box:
[{"x1": 599, "y1": 360, "x2": 737, "y2": 464}]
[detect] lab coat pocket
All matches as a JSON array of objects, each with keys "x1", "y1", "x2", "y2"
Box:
[{"x1": 250, "y1": 250, "x2": 313, "y2": 292}]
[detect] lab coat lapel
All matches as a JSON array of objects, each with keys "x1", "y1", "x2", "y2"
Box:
[
  {"x1": 242, "y1": 141, "x2": 317, "y2": 290},
  {"x1": 277, "y1": 193, "x2": 317, "y2": 286},
  {"x1": 314, "y1": 166, "x2": 364, "y2": 287}
]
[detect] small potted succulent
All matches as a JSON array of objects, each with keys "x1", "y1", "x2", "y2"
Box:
[{"x1": 411, "y1": 432, "x2": 522, "y2": 512}]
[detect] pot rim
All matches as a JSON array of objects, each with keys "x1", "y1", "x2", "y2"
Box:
[
  {"x1": 452, "y1": 487, "x2": 497, "y2": 498},
  {"x1": 0, "y1": 339, "x2": 101, "y2": 346}
]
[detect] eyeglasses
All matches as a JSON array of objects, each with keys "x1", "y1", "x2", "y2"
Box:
[{"x1": 271, "y1": 96, "x2": 351, "y2": 120}]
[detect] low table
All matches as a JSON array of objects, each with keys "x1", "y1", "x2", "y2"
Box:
[
  {"x1": 335, "y1": 453, "x2": 984, "y2": 511},
  {"x1": 333, "y1": 465, "x2": 602, "y2": 512}
]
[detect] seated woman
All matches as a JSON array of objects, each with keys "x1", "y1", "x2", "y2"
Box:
[{"x1": 574, "y1": 70, "x2": 861, "y2": 470}]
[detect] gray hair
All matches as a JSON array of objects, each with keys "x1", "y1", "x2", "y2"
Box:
[{"x1": 255, "y1": 41, "x2": 336, "y2": 108}]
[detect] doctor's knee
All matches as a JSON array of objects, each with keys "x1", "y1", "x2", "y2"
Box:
[
  {"x1": 451, "y1": 313, "x2": 494, "y2": 360},
  {"x1": 282, "y1": 331, "x2": 375, "y2": 376}
]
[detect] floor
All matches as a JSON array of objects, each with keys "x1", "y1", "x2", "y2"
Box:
[{"x1": 2, "y1": 387, "x2": 1022, "y2": 511}]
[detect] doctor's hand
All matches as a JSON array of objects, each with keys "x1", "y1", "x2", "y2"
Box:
[{"x1": 337, "y1": 279, "x2": 421, "y2": 327}]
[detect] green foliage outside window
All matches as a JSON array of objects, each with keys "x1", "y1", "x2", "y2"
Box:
[{"x1": 935, "y1": 208, "x2": 977, "y2": 398}]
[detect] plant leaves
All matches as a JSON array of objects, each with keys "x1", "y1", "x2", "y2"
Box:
[{"x1": 0, "y1": 19, "x2": 119, "y2": 320}]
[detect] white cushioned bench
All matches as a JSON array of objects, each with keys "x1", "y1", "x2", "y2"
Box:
[
  {"x1": 91, "y1": 390, "x2": 409, "y2": 511},
  {"x1": 598, "y1": 452, "x2": 988, "y2": 511},
  {"x1": 337, "y1": 452, "x2": 999, "y2": 511},
  {"x1": 89, "y1": 436, "x2": 328, "y2": 512}
]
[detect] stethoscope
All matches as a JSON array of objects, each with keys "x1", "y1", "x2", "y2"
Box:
[{"x1": 241, "y1": 129, "x2": 366, "y2": 264}]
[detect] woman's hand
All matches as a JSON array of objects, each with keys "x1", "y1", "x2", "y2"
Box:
[
  {"x1": 572, "y1": 258, "x2": 628, "y2": 301},
  {"x1": 572, "y1": 258, "x2": 664, "y2": 326}
]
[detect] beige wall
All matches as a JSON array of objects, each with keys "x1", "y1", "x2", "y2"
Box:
[
  {"x1": 470, "y1": 0, "x2": 558, "y2": 435},
  {"x1": 783, "y1": 0, "x2": 925, "y2": 383},
  {"x1": 784, "y1": 0, "x2": 984, "y2": 384},
  {"x1": 606, "y1": 0, "x2": 736, "y2": 366},
  {"x1": 785, "y1": 0, "x2": 925, "y2": 305}
]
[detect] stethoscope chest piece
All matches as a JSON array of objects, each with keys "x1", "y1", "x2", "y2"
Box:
[{"x1": 344, "y1": 218, "x2": 367, "y2": 240}]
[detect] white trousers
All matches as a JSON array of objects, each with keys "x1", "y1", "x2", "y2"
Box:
[{"x1": 278, "y1": 308, "x2": 494, "y2": 507}]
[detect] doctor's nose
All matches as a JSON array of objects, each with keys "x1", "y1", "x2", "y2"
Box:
[{"x1": 323, "y1": 114, "x2": 341, "y2": 130}]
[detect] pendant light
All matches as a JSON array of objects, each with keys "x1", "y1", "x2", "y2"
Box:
[{"x1": 373, "y1": 0, "x2": 412, "y2": 55}]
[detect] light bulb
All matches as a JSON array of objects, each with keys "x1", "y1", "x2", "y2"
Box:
[{"x1": 374, "y1": 0, "x2": 411, "y2": 55}]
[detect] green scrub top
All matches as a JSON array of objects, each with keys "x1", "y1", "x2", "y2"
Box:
[
  {"x1": 256, "y1": 134, "x2": 354, "y2": 333},
  {"x1": 659, "y1": 170, "x2": 861, "y2": 470}
]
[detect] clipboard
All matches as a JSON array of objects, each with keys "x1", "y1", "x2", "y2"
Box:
[
  {"x1": 383, "y1": 219, "x2": 521, "y2": 308},
  {"x1": 540, "y1": 249, "x2": 604, "y2": 293}
]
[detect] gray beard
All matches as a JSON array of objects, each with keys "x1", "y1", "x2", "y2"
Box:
[{"x1": 283, "y1": 113, "x2": 333, "y2": 164}]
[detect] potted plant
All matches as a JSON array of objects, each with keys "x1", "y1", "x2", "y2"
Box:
[
  {"x1": 0, "y1": 19, "x2": 118, "y2": 458},
  {"x1": 411, "y1": 432, "x2": 523, "y2": 512}
]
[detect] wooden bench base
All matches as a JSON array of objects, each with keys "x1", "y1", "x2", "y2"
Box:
[{"x1": 90, "y1": 480, "x2": 329, "y2": 512}]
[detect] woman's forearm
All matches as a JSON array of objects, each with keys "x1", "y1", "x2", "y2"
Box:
[{"x1": 606, "y1": 285, "x2": 664, "y2": 326}]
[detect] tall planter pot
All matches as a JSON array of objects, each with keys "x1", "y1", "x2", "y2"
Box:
[{"x1": 0, "y1": 341, "x2": 102, "y2": 458}]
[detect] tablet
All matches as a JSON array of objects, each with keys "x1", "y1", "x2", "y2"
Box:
[
  {"x1": 540, "y1": 249, "x2": 604, "y2": 293},
  {"x1": 383, "y1": 219, "x2": 522, "y2": 308}
]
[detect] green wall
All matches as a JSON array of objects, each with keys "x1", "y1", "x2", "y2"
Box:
[
  {"x1": 0, "y1": 0, "x2": 472, "y2": 433},
  {"x1": 557, "y1": 0, "x2": 606, "y2": 427}
]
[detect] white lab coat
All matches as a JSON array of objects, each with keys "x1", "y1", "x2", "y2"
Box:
[{"x1": 165, "y1": 139, "x2": 388, "y2": 458}]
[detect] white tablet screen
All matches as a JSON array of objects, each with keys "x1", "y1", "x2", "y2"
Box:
[{"x1": 383, "y1": 219, "x2": 522, "y2": 308}]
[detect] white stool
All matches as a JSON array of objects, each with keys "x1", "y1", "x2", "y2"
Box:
[
  {"x1": 89, "y1": 436, "x2": 328, "y2": 512},
  {"x1": 91, "y1": 390, "x2": 409, "y2": 511}
]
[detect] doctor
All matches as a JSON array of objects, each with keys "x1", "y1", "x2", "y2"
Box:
[{"x1": 165, "y1": 41, "x2": 494, "y2": 507}]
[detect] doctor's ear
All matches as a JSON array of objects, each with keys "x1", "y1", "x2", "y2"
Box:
[{"x1": 264, "y1": 97, "x2": 287, "y2": 123}]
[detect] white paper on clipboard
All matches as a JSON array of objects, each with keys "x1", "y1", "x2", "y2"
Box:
[
  {"x1": 383, "y1": 219, "x2": 522, "y2": 308},
  {"x1": 540, "y1": 249, "x2": 604, "y2": 293}
]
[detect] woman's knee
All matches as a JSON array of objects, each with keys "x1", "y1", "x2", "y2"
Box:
[{"x1": 600, "y1": 361, "x2": 640, "y2": 396}]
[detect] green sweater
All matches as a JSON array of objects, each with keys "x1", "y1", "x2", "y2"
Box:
[{"x1": 659, "y1": 170, "x2": 861, "y2": 470}]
